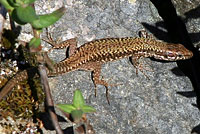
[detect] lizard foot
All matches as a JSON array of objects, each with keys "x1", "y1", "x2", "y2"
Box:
[
  {"x1": 130, "y1": 56, "x2": 153, "y2": 79},
  {"x1": 93, "y1": 78, "x2": 121, "y2": 105},
  {"x1": 138, "y1": 29, "x2": 154, "y2": 39},
  {"x1": 134, "y1": 61, "x2": 153, "y2": 79}
]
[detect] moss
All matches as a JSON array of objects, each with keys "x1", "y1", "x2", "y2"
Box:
[
  {"x1": 0, "y1": 118, "x2": 41, "y2": 134},
  {"x1": 0, "y1": 76, "x2": 45, "y2": 119},
  {"x1": 0, "y1": 29, "x2": 45, "y2": 133},
  {"x1": 0, "y1": 60, "x2": 45, "y2": 133},
  {"x1": 1, "y1": 29, "x2": 17, "y2": 49}
]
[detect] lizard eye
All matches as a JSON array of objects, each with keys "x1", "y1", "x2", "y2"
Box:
[
  {"x1": 177, "y1": 54, "x2": 184, "y2": 59},
  {"x1": 166, "y1": 51, "x2": 174, "y2": 57}
]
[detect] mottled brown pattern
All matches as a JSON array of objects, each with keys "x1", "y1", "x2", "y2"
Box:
[
  {"x1": 48, "y1": 37, "x2": 193, "y2": 76},
  {"x1": 0, "y1": 37, "x2": 193, "y2": 102},
  {"x1": 45, "y1": 37, "x2": 193, "y2": 103}
]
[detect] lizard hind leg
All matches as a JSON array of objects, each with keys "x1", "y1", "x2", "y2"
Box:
[
  {"x1": 92, "y1": 66, "x2": 111, "y2": 104},
  {"x1": 80, "y1": 62, "x2": 120, "y2": 104},
  {"x1": 92, "y1": 69, "x2": 122, "y2": 104},
  {"x1": 81, "y1": 62, "x2": 112, "y2": 104}
]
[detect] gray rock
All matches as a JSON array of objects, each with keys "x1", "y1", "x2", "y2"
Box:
[{"x1": 35, "y1": 0, "x2": 200, "y2": 133}]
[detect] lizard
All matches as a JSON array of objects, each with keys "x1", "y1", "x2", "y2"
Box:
[{"x1": 0, "y1": 37, "x2": 193, "y2": 103}]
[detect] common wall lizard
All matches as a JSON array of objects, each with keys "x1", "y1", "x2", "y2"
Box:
[{"x1": 0, "y1": 37, "x2": 193, "y2": 101}]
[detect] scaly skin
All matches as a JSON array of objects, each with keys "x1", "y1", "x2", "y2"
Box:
[
  {"x1": 48, "y1": 37, "x2": 193, "y2": 75},
  {"x1": 0, "y1": 37, "x2": 193, "y2": 102}
]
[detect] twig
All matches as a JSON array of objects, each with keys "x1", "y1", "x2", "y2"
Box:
[{"x1": 38, "y1": 65, "x2": 63, "y2": 134}]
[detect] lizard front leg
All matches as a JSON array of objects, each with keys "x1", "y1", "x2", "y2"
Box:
[
  {"x1": 138, "y1": 29, "x2": 154, "y2": 39},
  {"x1": 130, "y1": 55, "x2": 152, "y2": 78},
  {"x1": 79, "y1": 62, "x2": 111, "y2": 104}
]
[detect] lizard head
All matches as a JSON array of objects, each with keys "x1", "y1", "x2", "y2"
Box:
[{"x1": 154, "y1": 43, "x2": 193, "y2": 61}]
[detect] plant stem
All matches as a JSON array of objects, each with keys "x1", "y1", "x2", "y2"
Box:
[{"x1": 38, "y1": 65, "x2": 63, "y2": 134}]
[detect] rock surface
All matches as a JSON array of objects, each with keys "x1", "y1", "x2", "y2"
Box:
[{"x1": 33, "y1": 0, "x2": 200, "y2": 134}]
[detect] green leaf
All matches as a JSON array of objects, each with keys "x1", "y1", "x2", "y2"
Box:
[
  {"x1": 7, "y1": 0, "x2": 35, "y2": 7},
  {"x1": 22, "y1": 0, "x2": 36, "y2": 5},
  {"x1": 7, "y1": 0, "x2": 22, "y2": 7},
  {"x1": 81, "y1": 105, "x2": 96, "y2": 113},
  {"x1": 73, "y1": 89, "x2": 85, "y2": 109},
  {"x1": 11, "y1": 6, "x2": 38, "y2": 24},
  {"x1": 56, "y1": 104, "x2": 76, "y2": 114},
  {"x1": 29, "y1": 37, "x2": 41, "y2": 48},
  {"x1": 71, "y1": 109, "x2": 83, "y2": 122},
  {"x1": 31, "y1": 7, "x2": 66, "y2": 29},
  {"x1": 0, "y1": 0, "x2": 14, "y2": 11}
]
